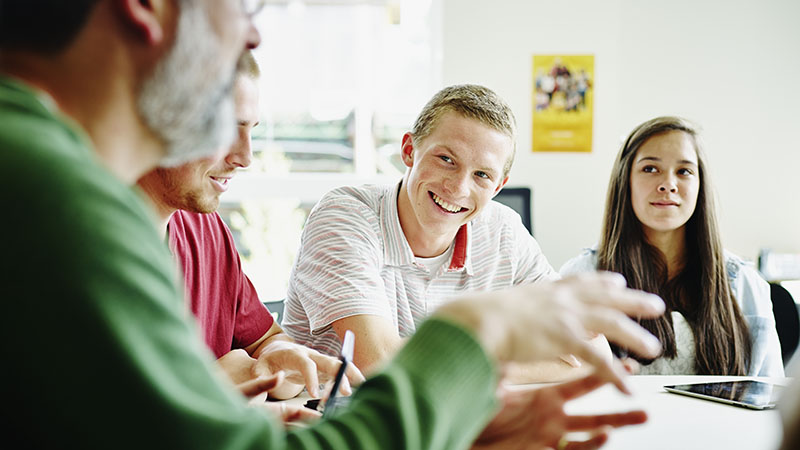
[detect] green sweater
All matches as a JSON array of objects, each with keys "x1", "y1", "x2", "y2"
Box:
[{"x1": 0, "y1": 76, "x2": 497, "y2": 449}]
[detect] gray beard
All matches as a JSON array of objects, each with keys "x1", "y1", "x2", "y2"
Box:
[{"x1": 137, "y1": 2, "x2": 237, "y2": 167}]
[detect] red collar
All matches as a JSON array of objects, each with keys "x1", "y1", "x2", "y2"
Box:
[{"x1": 448, "y1": 224, "x2": 469, "y2": 270}]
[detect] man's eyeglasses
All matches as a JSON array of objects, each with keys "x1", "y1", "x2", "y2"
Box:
[{"x1": 240, "y1": 0, "x2": 266, "y2": 18}]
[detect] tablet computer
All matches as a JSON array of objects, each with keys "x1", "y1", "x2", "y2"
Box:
[{"x1": 663, "y1": 380, "x2": 784, "y2": 410}]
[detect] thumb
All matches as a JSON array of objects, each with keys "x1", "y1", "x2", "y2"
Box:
[{"x1": 238, "y1": 371, "x2": 285, "y2": 398}]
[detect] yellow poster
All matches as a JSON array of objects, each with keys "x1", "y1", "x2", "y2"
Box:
[{"x1": 532, "y1": 54, "x2": 594, "y2": 152}]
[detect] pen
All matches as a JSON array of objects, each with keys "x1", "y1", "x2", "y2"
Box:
[{"x1": 322, "y1": 330, "x2": 354, "y2": 417}]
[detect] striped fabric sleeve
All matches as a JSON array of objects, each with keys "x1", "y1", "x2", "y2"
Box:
[
  {"x1": 293, "y1": 193, "x2": 396, "y2": 333},
  {"x1": 506, "y1": 207, "x2": 558, "y2": 284}
]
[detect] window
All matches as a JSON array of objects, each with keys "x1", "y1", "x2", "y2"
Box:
[{"x1": 220, "y1": 0, "x2": 441, "y2": 300}]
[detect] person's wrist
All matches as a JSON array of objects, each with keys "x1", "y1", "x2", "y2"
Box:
[{"x1": 433, "y1": 299, "x2": 504, "y2": 362}]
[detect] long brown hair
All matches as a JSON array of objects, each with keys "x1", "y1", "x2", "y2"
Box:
[{"x1": 597, "y1": 116, "x2": 751, "y2": 375}]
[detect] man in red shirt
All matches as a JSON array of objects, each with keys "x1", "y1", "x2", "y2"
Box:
[{"x1": 138, "y1": 52, "x2": 363, "y2": 402}]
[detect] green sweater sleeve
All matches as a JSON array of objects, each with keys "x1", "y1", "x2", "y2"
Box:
[
  {"x1": 1, "y1": 77, "x2": 498, "y2": 450},
  {"x1": 288, "y1": 319, "x2": 498, "y2": 449}
]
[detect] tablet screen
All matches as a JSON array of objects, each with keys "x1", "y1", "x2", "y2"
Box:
[{"x1": 664, "y1": 380, "x2": 784, "y2": 409}]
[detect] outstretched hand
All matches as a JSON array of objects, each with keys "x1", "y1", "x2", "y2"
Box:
[
  {"x1": 473, "y1": 375, "x2": 647, "y2": 450},
  {"x1": 433, "y1": 271, "x2": 665, "y2": 393}
]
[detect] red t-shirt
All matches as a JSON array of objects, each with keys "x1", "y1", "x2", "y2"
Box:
[{"x1": 168, "y1": 210, "x2": 273, "y2": 358}]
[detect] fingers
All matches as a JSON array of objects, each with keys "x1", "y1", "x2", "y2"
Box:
[
  {"x1": 308, "y1": 353, "x2": 355, "y2": 396},
  {"x1": 260, "y1": 401, "x2": 321, "y2": 425},
  {"x1": 592, "y1": 271, "x2": 626, "y2": 288},
  {"x1": 344, "y1": 361, "x2": 366, "y2": 386},
  {"x1": 546, "y1": 274, "x2": 664, "y2": 366},
  {"x1": 562, "y1": 272, "x2": 665, "y2": 318},
  {"x1": 565, "y1": 410, "x2": 648, "y2": 430},
  {"x1": 563, "y1": 430, "x2": 609, "y2": 450},
  {"x1": 259, "y1": 344, "x2": 364, "y2": 399},
  {"x1": 557, "y1": 270, "x2": 624, "y2": 290},
  {"x1": 595, "y1": 288, "x2": 664, "y2": 319},
  {"x1": 295, "y1": 358, "x2": 321, "y2": 398},
  {"x1": 621, "y1": 357, "x2": 640, "y2": 375},
  {"x1": 583, "y1": 310, "x2": 662, "y2": 359},
  {"x1": 238, "y1": 371, "x2": 284, "y2": 398},
  {"x1": 554, "y1": 375, "x2": 607, "y2": 401},
  {"x1": 337, "y1": 370, "x2": 353, "y2": 396},
  {"x1": 307, "y1": 351, "x2": 341, "y2": 381},
  {"x1": 561, "y1": 337, "x2": 631, "y2": 395},
  {"x1": 281, "y1": 403, "x2": 322, "y2": 424}
]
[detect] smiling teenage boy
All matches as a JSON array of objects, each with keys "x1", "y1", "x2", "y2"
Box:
[{"x1": 284, "y1": 84, "x2": 606, "y2": 375}]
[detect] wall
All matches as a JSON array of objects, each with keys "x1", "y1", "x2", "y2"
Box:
[{"x1": 441, "y1": 0, "x2": 800, "y2": 269}]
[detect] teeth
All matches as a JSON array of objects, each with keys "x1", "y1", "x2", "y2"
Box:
[{"x1": 432, "y1": 193, "x2": 462, "y2": 213}]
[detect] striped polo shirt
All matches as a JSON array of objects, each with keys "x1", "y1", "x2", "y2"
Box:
[{"x1": 283, "y1": 182, "x2": 558, "y2": 356}]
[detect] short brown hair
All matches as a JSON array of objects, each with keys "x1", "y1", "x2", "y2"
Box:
[{"x1": 411, "y1": 84, "x2": 517, "y2": 177}]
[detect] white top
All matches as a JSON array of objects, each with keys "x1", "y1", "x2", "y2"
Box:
[
  {"x1": 414, "y1": 242, "x2": 454, "y2": 274},
  {"x1": 638, "y1": 312, "x2": 696, "y2": 375},
  {"x1": 560, "y1": 248, "x2": 785, "y2": 377},
  {"x1": 284, "y1": 182, "x2": 558, "y2": 356}
]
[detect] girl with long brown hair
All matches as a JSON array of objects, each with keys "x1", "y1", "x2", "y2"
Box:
[{"x1": 561, "y1": 116, "x2": 783, "y2": 376}]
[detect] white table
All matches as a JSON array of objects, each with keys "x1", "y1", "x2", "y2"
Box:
[
  {"x1": 508, "y1": 376, "x2": 789, "y2": 450},
  {"x1": 284, "y1": 375, "x2": 790, "y2": 449}
]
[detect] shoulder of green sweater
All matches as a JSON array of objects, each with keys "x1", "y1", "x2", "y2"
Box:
[
  {"x1": 1, "y1": 89, "x2": 174, "y2": 293},
  {"x1": 0, "y1": 75, "x2": 93, "y2": 157}
]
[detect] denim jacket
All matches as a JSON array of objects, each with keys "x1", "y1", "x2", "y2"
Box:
[{"x1": 560, "y1": 248, "x2": 784, "y2": 377}]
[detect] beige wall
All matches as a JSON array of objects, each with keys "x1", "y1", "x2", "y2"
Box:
[{"x1": 441, "y1": 0, "x2": 800, "y2": 269}]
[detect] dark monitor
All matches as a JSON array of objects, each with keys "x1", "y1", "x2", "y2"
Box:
[
  {"x1": 493, "y1": 187, "x2": 532, "y2": 236},
  {"x1": 262, "y1": 299, "x2": 285, "y2": 325}
]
